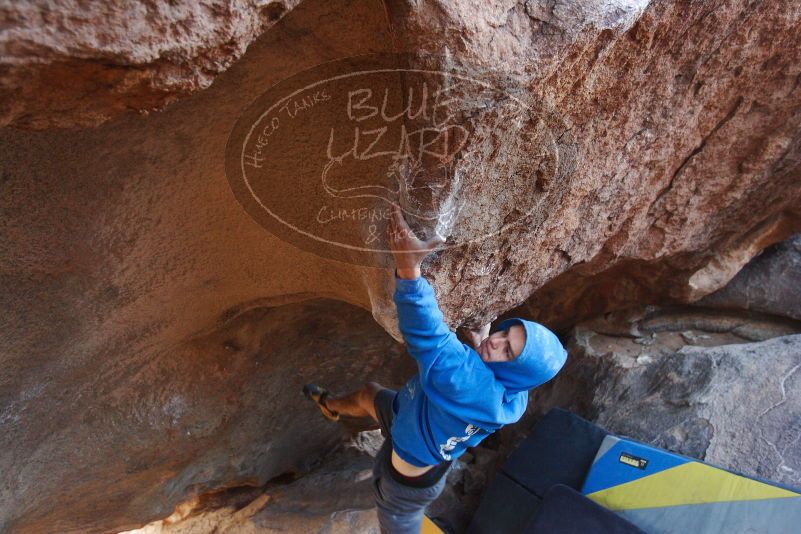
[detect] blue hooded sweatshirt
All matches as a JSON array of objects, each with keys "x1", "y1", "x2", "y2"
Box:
[{"x1": 390, "y1": 274, "x2": 568, "y2": 467}]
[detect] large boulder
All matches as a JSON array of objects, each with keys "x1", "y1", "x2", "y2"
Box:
[
  {"x1": 395, "y1": 0, "x2": 801, "y2": 329},
  {"x1": 2, "y1": 0, "x2": 801, "y2": 532}
]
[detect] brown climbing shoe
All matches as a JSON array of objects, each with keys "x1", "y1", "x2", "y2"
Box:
[{"x1": 303, "y1": 384, "x2": 340, "y2": 421}]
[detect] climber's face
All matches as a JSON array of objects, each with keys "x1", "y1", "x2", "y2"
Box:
[{"x1": 477, "y1": 325, "x2": 526, "y2": 363}]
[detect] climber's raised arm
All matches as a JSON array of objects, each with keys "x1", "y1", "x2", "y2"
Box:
[{"x1": 388, "y1": 205, "x2": 464, "y2": 367}]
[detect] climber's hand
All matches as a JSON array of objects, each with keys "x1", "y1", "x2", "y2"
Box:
[
  {"x1": 388, "y1": 205, "x2": 445, "y2": 279},
  {"x1": 461, "y1": 322, "x2": 492, "y2": 350}
]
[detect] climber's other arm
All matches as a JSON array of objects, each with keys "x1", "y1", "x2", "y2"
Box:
[{"x1": 461, "y1": 322, "x2": 491, "y2": 351}]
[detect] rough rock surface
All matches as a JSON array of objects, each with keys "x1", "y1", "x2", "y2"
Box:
[
  {"x1": 0, "y1": 298, "x2": 414, "y2": 533},
  {"x1": 388, "y1": 0, "x2": 801, "y2": 330},
  {"x1": 701, "y1": 233, "x2": 801, "y2": 321},
  {"x1": 120, "y1": 431, "x2": 384, "y2": 534},
  {"x1": 531, "y1": 316, "x2": 801, "y2": 488},
  {"x1": 0, "y1": 0, "x2": 301, "y2": 129},
  {"x1": 3, "y1": 0, "x2": 801, "y2": 532}
]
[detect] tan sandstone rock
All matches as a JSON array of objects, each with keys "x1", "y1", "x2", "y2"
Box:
[
  {"x1": 0, "y1": 0, "x2": 301, "y2": 129},
  {"x1": 1, "y1": 0, "x2": 801, "y2": 532}
]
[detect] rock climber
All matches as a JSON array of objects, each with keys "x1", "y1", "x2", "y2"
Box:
[{"x1": 303, "y1": 205, "x2": 567, "y2": 533}]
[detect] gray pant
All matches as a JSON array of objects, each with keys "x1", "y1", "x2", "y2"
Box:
[{"x1": 371, "y1": 388, "x2": 452, "y2": 534}]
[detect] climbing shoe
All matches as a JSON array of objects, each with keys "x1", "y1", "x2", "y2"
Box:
[{"x1": 303, "y1": 383, "x2": 340, "y2": 421}]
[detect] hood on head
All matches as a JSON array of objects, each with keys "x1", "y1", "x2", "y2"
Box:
[{"x1": 484, "y1": 318, "x2": 567, "y2": 393}]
